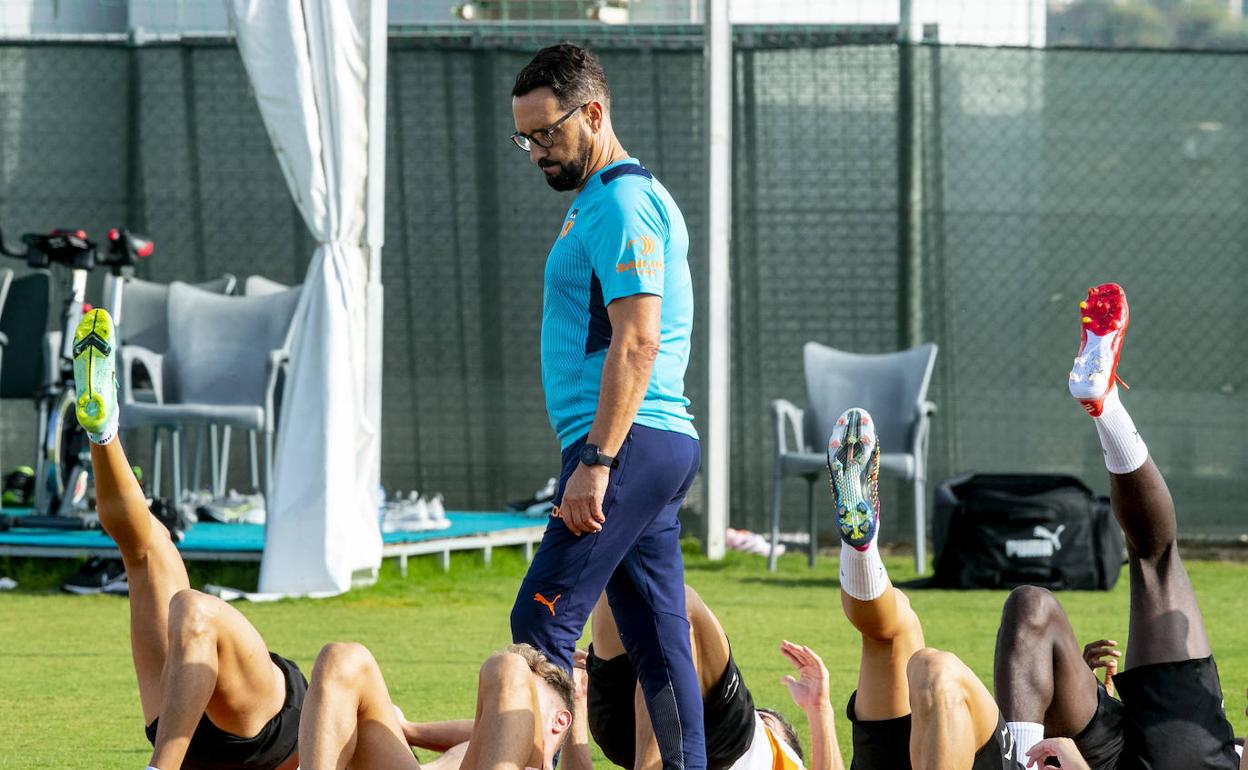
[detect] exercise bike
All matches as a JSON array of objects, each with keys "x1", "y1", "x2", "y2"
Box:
[{"x1": 0, "y1": 225, "x2": 152, "y2": 526}]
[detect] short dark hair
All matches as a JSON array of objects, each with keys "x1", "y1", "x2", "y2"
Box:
[
  {"x1": 757, "y1": 708, "x2": 805, "y2": 764},
  {"x1": 512, "y1": 43, "x2": 610, "y2": 109}
]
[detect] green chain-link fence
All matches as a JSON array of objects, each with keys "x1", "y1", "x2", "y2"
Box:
[{"x1": 1, "y1": 3, "x2": 1245, "y2": 542}]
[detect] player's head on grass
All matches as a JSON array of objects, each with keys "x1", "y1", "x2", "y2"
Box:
[
  {"x1": 511, "y1": 43, "x2": 613, "y2": 191},
  {"x1": 757, "y1": 708, "x2": 804, "y2": 764}
]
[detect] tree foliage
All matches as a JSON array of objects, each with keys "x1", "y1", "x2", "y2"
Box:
[{"x1": 1048, "y1": 0, "x2": 1248, "y2": 49}]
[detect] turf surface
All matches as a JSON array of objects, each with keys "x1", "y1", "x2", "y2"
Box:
[{"x1": 1, "y1": 546, "x2": 1246, "y2": 769}]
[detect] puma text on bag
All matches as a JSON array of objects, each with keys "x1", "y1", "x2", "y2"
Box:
[{"x1": 929, "y1": 474, "x2": 1125, "y2": 590}]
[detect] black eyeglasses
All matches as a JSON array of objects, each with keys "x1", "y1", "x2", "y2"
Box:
[{"x1": 510, "y1": 103, "x2": 588, "y2": 152}]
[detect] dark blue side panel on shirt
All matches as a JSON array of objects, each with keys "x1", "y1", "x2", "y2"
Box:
[
  {"x1": 588, "y1": 163, "x2": 649, "y2": 355},
  {"x1": 586, "y1": 272, "x2": 612, "y2": 354}
]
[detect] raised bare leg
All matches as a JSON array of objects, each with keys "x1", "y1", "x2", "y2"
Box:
[
  {"x1": 1065, "y1": 285, "x2": 1239, "y2": 769},
  {"x1": 843, "y1": 588, "x2": 925, "y2": 721},
  {"x1": 93, "y1": 438, "x2": 191, "y2": 722},
  {"x1": 994, "y1": 585, "x2": 1103, "y2": 752},
  {"x1": 150, "y1": 589, "x2": 290, "y2": 769},
  {"x1": 828, "y1": 407, "x2": 925, "y2": 720},
  {"x1": 459, "y1": 647, "x2": 572, "y2": 770},
  {"x1": 79, "y1": 309, "x2": 291, "y2": 769},
  {"x1": 589, "y1": 591, "x2": 627, "y2": 659},
  {"x1": 85, "y1": 335, "x2": 190, "y2": 722},
  {"x1": 1112, "y1": 458, "x2": 1210, "y2": 667},
  {"x1": 906, "y1": 649, "x2": 1001, "y2": 770},
  {"x1": 298, "y1": 642, "x2": 420, "y2": 770},
  {"x1": 459, "y1": 652, "x2": 544, "y2": 770},
  {"x1": 1068, "y1": 284, "x2": 1209, "y2": 667}
]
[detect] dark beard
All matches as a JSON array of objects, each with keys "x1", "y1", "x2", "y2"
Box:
[{"x1": 542, "y1": 145, "x2": 592, "y2": 191}]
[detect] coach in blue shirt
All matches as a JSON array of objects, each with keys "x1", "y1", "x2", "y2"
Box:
[{"x1": 508, "y1": 44, "x2": 705, "y2": 770}]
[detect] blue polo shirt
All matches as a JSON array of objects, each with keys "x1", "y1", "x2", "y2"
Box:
[{"x1": 541, "y1": 158, "x2": 698, "y2": 449}]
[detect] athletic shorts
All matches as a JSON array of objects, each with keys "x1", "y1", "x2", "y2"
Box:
[
  {"x1": 1112, "y1": 656, "x2": 1238, "y2": 770},
  {"x1": 587, "y1": 644, "x2": 757, "y2": 770},
  {"x1": 145, "y1": 652, "x2": 307, "y2": 770},
  {"x1": 845, "y1": 691, "x2": 1021, "y2": 770},
  {"x1": 1071, "y1": 682, "x2": 1127, "y2": 770}
]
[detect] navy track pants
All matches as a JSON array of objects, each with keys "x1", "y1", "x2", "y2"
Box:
[{"x1": 510, "y1": 424, "x2": 704, "y2": 770}]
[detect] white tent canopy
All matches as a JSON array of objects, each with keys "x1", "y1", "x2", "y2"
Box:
[{"x1": 227, "y1": 0, "x2": 384, "y2": 594}]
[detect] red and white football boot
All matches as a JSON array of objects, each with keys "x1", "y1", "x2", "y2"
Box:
[{"x1": 1068, "y1": 283, "x2": 1129, "y2": 417}]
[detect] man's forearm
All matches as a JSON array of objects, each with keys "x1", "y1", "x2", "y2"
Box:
[
  {"x1": 587, "y1": 337, "x2": 657, "y2": 455},
  {"x1": 404, "y1": 719, "x2": 475, "y2": 751},
  {"x1": 805, "y1": 706, "x2": 845, "y2": 770}
]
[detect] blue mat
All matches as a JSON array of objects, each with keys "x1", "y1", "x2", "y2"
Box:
[{"x1": 0, "y1": 509, "x2": 546, "y2": 553}]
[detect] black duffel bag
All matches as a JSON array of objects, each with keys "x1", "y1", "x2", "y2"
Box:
[{"x1": 928, "y1": 474, "x2": 1125, "y2": 590}]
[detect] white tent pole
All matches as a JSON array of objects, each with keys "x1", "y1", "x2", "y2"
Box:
[
  {"x1": 365, "y1": 0, "x2": 387, "y2": 429},
  {"x1": 704, "y1": 0, "x2": 730, "y2": 560}
]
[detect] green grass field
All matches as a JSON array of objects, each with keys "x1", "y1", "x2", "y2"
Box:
[{"x1": 2, "y1": 547, "x2": 1246, "y2": 769}]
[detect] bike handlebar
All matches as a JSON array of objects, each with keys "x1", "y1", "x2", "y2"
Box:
[
  {"x1": 0, "y1": 225, "x2": 154, "y2": 271},
  {"x1": 104, "y1": 228, "x2": 154, "y2": 267}
]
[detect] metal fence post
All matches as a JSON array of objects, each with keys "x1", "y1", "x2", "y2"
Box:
[
  {"x1": 704, "y1": 0, "x2": 731, "y2": 560},
  {"x1": 898, "y1": 0, "x2": 926, "y2": 574}
]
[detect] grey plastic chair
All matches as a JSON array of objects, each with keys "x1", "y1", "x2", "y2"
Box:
[
  {"x1": 107, "y1": 273, "x2": 238, "y2": 398},
  {"x1": 120, "y1": 282, "x2": 301, "y2": 511},
  {"x1": 223, "y1": 275, "x2": 301, "y2": 494},
  {"x1": 243, "y1": 275, "x2": 290, "y2": 296},
  {"x1": 105, "y1": 273, "x2": 237, "y2": 496},
  {"x1": 768, "y1": 342, "x2": 938, "y2": 573}
]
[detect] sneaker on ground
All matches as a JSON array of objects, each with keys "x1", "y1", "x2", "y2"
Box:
[
  {"x1": 197, "y1": 490, "x2": 266, "y2": 525},
  {"x1": 72, "y1": 308, "x2": 119, "y2": 445},
  {"x1": 427, "y1": 493, "x2": 447, "y2": 522},
  {"x1": 381, "y1": 493, "x2": 450, "y2": 533},
  {"x1": 101, "y1": 571, "x2": 129, "y2": 596},
  {"x1": 726, "y1": 528, "x2": 785, "y2": 557},
  {"x1": 62, "y1": 558, "x2": 127, "y2": 595},
  {"x1": 150, "y1": 497, "x2": 192, "y2": 542},
  {"x1": 507, "y1": 477, "x2": 558, "y2": 514},
  {"x1": 1068, "y1": 283, "x2": 1129, "y2": 417},
  {"x1": 826, "y1": 407, "x2": 881, "y2": 551}
]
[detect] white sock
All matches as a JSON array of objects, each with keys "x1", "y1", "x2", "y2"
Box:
[
  {"x1": 1005, "y1": 721, "x2": 1043, "y2": 761},
  {"x1": 839, "y1": 539, "x2": 888, "y2": 601},
  {"x1": 87, "y1": 401, "x2": 118, "y2": 446},
  {"x1": 147, "y1": 766, "x2": 163, "y2": 770},
  {"x1": 1092, "y1": 387, "x2": 1148, "y2": 474}
]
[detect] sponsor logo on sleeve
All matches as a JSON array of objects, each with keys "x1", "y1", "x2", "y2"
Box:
[{"x1": 618, "y1": 234, "x2": 663, "y2": 277}]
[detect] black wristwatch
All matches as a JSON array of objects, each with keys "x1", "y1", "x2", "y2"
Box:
[{"x1": 579, "y1": 443, "x2": 619, "y2": 469}]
